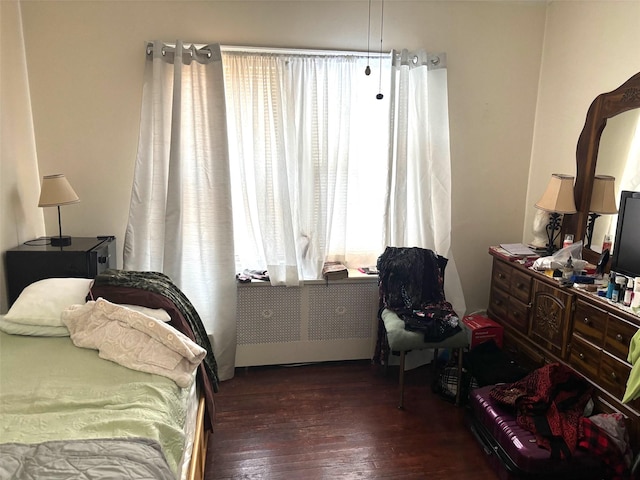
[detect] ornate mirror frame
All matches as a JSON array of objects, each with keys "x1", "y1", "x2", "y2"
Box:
[{"x1": 561, "y1": 71, "x2": 640, "y2": 265}]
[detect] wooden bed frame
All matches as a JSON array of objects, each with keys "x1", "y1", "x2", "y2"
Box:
[{"x1": 187, "y1": 396, "x2": 209, "y2": 480}]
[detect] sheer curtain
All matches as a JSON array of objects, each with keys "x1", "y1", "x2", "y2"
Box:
[
  {"x1": 125, "y1": 41, "x2": 237, "y2": 381},
  {"x1": 385, "y1": 49, "x2": 466, "y2": 319},
  {"x1": 223, "y1": 49, "x2": 392, "y2": 286}
]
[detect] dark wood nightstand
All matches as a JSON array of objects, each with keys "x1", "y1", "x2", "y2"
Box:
[{"x1": 5, "y1": 236, "x2": 116, "y2": 306}]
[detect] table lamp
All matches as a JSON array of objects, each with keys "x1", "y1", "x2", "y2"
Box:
[
  {"x1": 585, "y1": 174, "x2": 617, "y2": 249},
  {"x1": 534, "y1": 173, "x2": 577, "y2": 256},
  {"x1": 38, "y1": 174, "x2": 80, "y2": 247}
]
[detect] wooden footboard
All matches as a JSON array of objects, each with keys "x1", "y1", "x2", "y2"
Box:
[{"x1": 187, "y1": 396, "x2": 209, "y2": 480}]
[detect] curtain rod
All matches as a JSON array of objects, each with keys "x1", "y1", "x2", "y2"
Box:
[{"x1": 146, "y1": 42, "x2": 391, "y2": 59}]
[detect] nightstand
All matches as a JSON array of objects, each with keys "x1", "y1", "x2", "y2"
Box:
[{"x1": 5, "y1": 236, "x2": 116, "y2": 306}]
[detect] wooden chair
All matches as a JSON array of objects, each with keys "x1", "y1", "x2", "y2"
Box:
[
  {"x1": 380, "y1": 308, "x2": 469, "y2": 408},
  {"x1": 375, "y1": 246, "x2": 469, "y2": 409}
]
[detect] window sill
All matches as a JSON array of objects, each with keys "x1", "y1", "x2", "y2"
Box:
[{"x1": 236, "y1": 269, "x2": 378, "y2": 287}]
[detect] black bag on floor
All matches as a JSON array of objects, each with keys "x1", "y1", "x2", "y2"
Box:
[{"x1": 466, "y1": 340, "x2": 529, "y2": 386}]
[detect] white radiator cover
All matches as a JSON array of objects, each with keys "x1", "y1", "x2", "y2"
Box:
[{"x1": 235, "y1": 275, "x2": 380, "y2": 367}]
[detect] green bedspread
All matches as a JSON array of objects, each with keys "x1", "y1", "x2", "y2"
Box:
[{"x1": 0, "y1": 331, "x2": 189, "y2": 476}]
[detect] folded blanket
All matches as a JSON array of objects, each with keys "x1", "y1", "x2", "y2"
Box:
[{"x1": 62, "y1": 298, "x2": 206, "y2": 387}]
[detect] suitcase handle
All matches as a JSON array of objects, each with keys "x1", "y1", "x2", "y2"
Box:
[{"x1": 469, "y1": 423, "x2": 494, "y2": 457}]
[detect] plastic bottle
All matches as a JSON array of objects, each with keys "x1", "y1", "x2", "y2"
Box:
[
  {"x1": 607, "y1": 272, "x2": 617, "y2": 299},
  {"x1": 563, "y1": 234, "x2": 574, "y2": 249},
  {"x1": 602, "y1": 234, "x2": 613, "y2": 253},
  {"x1": 613, "y1": 275, "x2": 626, "y2": 303},
  {"x1": 624, "y1": 277, "x2": 634, "y2": 306},
  {"x1": 631, "y1": 278, "x2": 640, "y2": 312},
  {"x1": 562, "y1": 256, "x2": 574, "y2": 281}
]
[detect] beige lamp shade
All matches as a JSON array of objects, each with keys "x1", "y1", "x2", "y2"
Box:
[
  {"x1": 535, "y1": 173, "x2": 577, "y2": 214},
  {"x1": 589, "y1": 175, "x2": 618, "y2": 214},
  {"x1": 38, "y1": 174, "x2": 80, "y2": 207}
]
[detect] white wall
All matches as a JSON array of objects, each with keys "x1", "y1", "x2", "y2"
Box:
[
  {"x1": 525, "y1": 1, "x2": 640, "y2": 246},
  {"x1": 18, "y1": 1, "x2": 547, "y2": 314},
  {"x1": 18, "y1": 0, "x2": 549, "y2": 313},
  {"x1": 0, "y1": 0, "x2": 45, "y2": 313},
  {"x1": 9, "y1": 0, "x2": 639, "y2": 329}
]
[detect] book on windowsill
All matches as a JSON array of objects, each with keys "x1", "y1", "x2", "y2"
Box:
[
  {"x1": 322, "y1": 261, "x2": 349, "y2": 280},
  {"x1": 357, "y1": 266, "x2": 379, "y2": 275}
]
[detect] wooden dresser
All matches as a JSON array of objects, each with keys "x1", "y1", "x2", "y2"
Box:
[{"x1": 487, "y1": 247, "x2": 640, "y2": 446}]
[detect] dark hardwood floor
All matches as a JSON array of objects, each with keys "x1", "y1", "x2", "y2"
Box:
[{"x1": 205, "y1": 360, "x2": 498, "y2": 479}]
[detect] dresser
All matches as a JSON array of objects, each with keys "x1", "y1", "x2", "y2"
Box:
[
  {"x1": 487, "y1": 247, "x2": 640, "y2": 446},
  {"x1": 5, "y1": 236, "x2": 116, "y2": 306}
]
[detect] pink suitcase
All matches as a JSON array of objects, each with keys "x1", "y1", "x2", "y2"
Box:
[{"x1": 466, "y1": 385, "x2": 605, "y2": 480}]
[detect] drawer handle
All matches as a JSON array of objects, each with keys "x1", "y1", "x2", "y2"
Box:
[
  {"x1": 498, "y1": 273, "x2": 505, "y2": 280},
  {"x1": 516, "y1": 282, "x2": 524, "y2": 289},
  {"x1": 610, "y1": 371, "x2": 618, "y2": 380},
  {"x1": 583, "y1": 317, "x2": 590, "y2": 325},
  {"x1": 578, "y1": 352, "x2": 585, "y2": 360},
  {"x1": 616, "y1": 333, "x2": 624, "y2": 342},
  {"x1": 495, "y1": 300, "x2": 503, "y2": 306}
]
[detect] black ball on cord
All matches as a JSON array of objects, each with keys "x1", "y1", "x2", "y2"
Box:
[
  {"x1": 365, "y1": 65, "x2": 371, "y2": 76},
  {"x1": 376, "y1": 93, "x2": 384, "y2": 100}
]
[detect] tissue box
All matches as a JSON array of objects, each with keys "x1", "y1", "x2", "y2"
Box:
[{"x1": 462, "y1": 314, "x2": 503, "y2": 349}]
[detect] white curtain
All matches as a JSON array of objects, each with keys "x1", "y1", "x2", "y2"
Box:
[
  {"x1": 0, "y1": 0, "x2": 45, "y2": 313},
  {"x1": 385, "y1": 49, "x2": 466, "y2": 319},
  {"x1": 125, "y1": 41, "x2": 237, "y2": 381},
  {"x1": 223, "y1": 49, "x2": 392, "y2": 286}
]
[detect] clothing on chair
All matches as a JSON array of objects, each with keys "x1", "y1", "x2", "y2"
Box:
[{"x1": 377, "y1": 246, "x2": 461, "y2": 342}]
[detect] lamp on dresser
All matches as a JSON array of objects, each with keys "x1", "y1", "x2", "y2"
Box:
[
  {"x1": 535, "y1": 173, "x2": 577, "y2": 256},
  {"x1": 584, "y1": 174, "x2": 618, "y2": 249},
  {"x1": 38, "y1": 174, "x2": 80, "y2": 247}
]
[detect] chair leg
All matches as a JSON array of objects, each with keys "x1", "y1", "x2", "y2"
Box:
[
  {"x1": 455, "y1": 347, "x2": 464, "y2": 407},
  {"x1": 398, "y1": 350, "x2": 406, "y2": 410}
]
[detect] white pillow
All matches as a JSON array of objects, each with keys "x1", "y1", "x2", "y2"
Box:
[
  {"x1": 5, "y1": 278, "x2": 93, "y2": 327},
  {"x1": 0, "y1": 316, "x2": 70, "y2": 337},
  {"x1": 118, "y1": 304, "x2": 171, "y2": 323}
]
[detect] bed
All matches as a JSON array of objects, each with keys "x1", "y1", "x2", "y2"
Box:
[{"x1": 0, "y1": 271, "x2": 216, "y2": 480}]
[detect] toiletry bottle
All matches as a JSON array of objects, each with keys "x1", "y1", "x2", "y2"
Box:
[
  {"x1": 562, "y1": 256, "x2": 574, "y2": 281},
  {"x1": 607, "y1": 272, "x2": 616, "y2": 299},
  {"x1": 602, "y1": 234, "x2": 613, "y2": 253},
  {"x1": 631, "y1": 278, "x2": 640, "y2": 312},
  {"x1": 611, "y1": 275, "x2": 627, "y2": 303},
  {"x1": 613, "y1": 275, "x2": 626, "y2": 303},
  {"x1": 624, "y1": 277, "x2": 634, "y2": 306},
  {"x1": 563, "y1": 234, "x2": 574, "y2": 249}
]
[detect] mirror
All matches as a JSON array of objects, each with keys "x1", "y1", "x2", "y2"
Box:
[
  {"x1": 561, "y1": 71, "x2": 640, "y2": 265},
  {"x1": 589, "y1": 109, "x2": 640, "y2": 253}
]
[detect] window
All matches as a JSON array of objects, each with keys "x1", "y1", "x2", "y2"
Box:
[{"x1": 222, "y1": 48, "x2": 392, "y2": 282}]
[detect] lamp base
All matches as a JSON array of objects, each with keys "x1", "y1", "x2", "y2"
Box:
[{"x1": 51, "y1": 235, "x2": 72, "y2": 247}]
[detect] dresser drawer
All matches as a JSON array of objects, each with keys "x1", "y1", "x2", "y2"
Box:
[
  {"x1": 573, "y1": 300, "x2": 606, "y2": 347},
  {"x1": 569, "y1": 335, "x2": 601, "y2": 380},
  {"x1": 492, "y1": 260, "x2": 512, "y2": 292},
  {"x1": 489, "y1": 286, "x2": 509, "y2": 320},
  {"x1": 510, "y1": 268, "x2": 532, "y2": 304},
  {"x1": 599, "y1": 352, "x2": 631, "y2": 400},
  {"x1": 605, "y1": 315, "x2": 637, "y2": 362},
  {"x1": 503, "y1": 330, "x2": 545, "y2": 370},
  {"x1": 508, "y1": 297, "x2": 530, "y2": 332}
]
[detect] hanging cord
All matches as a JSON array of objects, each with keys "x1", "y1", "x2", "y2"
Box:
[
  {"x1": 376, "y1": 0, "x2": 385, "y2": 99},
  {"x1": 365, "y1": 0, "x2": 372, "y2": 75}
]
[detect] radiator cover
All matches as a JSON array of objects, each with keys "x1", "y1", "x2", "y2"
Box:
[{"x1": 236, "y1": 277, "x2": 379, "y2": 367}]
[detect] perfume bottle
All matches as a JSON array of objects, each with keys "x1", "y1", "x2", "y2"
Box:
[{"x1": 624, "y1": 277, "x2": 634, "y2": 307}]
